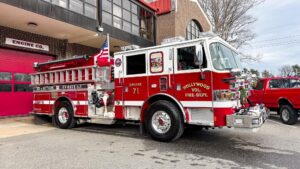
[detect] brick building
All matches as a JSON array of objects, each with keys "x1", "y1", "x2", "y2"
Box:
[
  {"x1": 0, "y1": 0, "x2": 211, "y2": 117},
  {"x1": 149, "y1": 0, "x2": 212, "y2": 43}
]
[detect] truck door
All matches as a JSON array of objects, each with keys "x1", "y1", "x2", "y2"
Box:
[
  {"x1": 116, "y1": 52, "x2": 148, "y2": 120},
  {"x1": 173, "y1": 44, "x2": 213, "y2": 109},
  {"x1": 249, "y1": 79, "x2": 265, "y2": 105},
  {"x1": 264, "y1": 79, "x2": 284, "y2": 107}
]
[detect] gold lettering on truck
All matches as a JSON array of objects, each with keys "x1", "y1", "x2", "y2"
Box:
[
  {"x1": 183, "y1": 82, "x2": 210, "y2": 98},
  {"x1": 183, "y1": 82, "x2": 210, "y2": 90},
  {"x1": 129, "y1": 83, "x2": 142, "y2": 87}
]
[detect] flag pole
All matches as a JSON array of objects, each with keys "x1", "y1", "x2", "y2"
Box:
[{"x1": 107, "y1": 33, "x2": 110, "y2": 63}]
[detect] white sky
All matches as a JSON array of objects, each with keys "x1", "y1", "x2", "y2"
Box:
[{"x1": 240, "y1": 0, "x2": 300, "y2": 75}]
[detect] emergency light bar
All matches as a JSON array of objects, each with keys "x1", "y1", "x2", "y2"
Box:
[
  {"x1": 161, "y1": 36, "x2": 185, "y2": 45},
  {"x1": 121, "y1": 45, "x2": 140, "y2": 51}
]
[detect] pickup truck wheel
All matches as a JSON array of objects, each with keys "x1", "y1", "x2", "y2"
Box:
[
  {"x1": 145, "y1": 100, "x2": 184, "y2": 142},
  {"x1": 54, "y1": 101, "x2": 76, "y2": 129},
  {"x1": 280, "y1": 105, "x2": 298, "y2": 125}
]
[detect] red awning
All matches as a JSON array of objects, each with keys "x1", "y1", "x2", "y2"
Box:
[{"x1": 138, "y1": 0, "x2": 172, "y2": 15}]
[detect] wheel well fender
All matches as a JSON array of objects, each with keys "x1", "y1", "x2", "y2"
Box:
[
  {"x1": 53, "y1": 96, "x2": 74, "y2": 115},
  {"x1": 278, "y1": 98, "x2": 294, "y2": 108},
  {"x1": 140, "y1": 93, "x2": 186, "y2": 123}
]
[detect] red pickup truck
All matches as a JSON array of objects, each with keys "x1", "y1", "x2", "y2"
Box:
[{"x1": 248, "y1": 77, "x2": 300, "y2": 125}]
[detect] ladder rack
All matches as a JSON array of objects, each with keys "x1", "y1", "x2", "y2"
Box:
[{"x1": 31, "y1": 66, "x2": 111, "y2": 86}]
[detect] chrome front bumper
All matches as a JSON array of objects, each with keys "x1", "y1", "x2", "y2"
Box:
[{"x1": 226, "y1": 105, "x2": 269, "y2": 128}]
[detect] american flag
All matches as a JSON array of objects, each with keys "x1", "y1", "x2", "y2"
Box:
[
  {"x1": 96, "y1": 39, "x2": 109, "y2": 60},
  {"x1": 95, "y1": 35, "x2": 113, "y2": 66}
]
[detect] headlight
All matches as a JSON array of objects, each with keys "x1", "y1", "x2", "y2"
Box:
[
  {"x1": 252, "y1": 118, "x2": 260, "y2": 125},
  {"x1": 214, "y1": 90, "x2": 236, "y2": 101}
]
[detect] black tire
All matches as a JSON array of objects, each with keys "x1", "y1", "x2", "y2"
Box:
[
  {"x1": 145, "y1": 100, "x2": 184, "y2": 142},
  {"x1": 280, "y1": 105, "x2": 298, "y2": 125},
  {"x1": 54, "y1": 101, "x2": 76, "y2": 129}
]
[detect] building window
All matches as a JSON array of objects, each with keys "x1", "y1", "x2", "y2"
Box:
[
  {"x1": 0, "y1": 84, "x2": 12, "y2": 92},
  {"x1": 52, "y1": 0, "x2": 68, "y2": 8},
  {"x1": 42, "y1": 0, "x2": 97, "y2": 19},
  {"x1": 186, "y1": 20, "x2": 203, "y2": 40},
  {"x1": 85, "y1": 3, "x2": 97, "y2": 19},
  {"x1": 14, "y1": 73, "x2": 31, "y2": 82},
  {"x1": 0, "y1": 72, "x2": 12, "y2": 92},
  {"x1": 0, "y1": 72, "x2": 12, "y2": 81},
  {"x1": 103, "y1": 11, "x2": 112, "y2": 25},
  {"x1": 14, "y1": 84, "x2": 33, "y2": 92},
  {"x1": 101, "y1": 0, "x2": 155, "y2": 41},
  {"x1": 113, "y1": 16, "x2": 122, "y2": 29}
]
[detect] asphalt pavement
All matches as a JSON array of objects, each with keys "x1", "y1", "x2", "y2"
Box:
[{"x1": 0, "y1": 115, "x2": 299, "y2": 169}]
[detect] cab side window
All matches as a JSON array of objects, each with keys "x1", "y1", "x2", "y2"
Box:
[
  {"x1": 177, "y1": 46, "x2": 207, "y2": 71},
  {"x1": 126, "y1": 54, "x2": 146, "y2": 75},
  {"x1": 269, "y1": 79, "x2": 282, "y2": 88},
  {"x1": 290, "y1": 79, "x2": 300, "y2": 88},
  {"x1": 255, "y1": 80, "x2": 264, "y2": 90},
  {"x1": 281, "y1": 79, "x2": 290, "y2": 88}
]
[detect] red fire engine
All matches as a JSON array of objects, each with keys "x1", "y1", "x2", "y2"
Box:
[{"x1": 31, "y1": 34, "x2": 267, "y2": 141}]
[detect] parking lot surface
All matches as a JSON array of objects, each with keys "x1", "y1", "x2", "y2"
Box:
[{"x1": 0, "y1": 115, "x2": 299, "y2": 169}]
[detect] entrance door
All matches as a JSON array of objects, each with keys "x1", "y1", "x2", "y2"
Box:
[{"x1": 0, "y1": 49, "x2": 53, "y2": 117}]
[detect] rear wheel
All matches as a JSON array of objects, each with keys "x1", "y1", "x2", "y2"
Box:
[
  {"x1": 54, "y1": 101, "x2": 76, "y2": 129},
  {"x1": 280, "y1": 105, "x2": 298, "y2": 125},
  {"x1": 145, "y1": 100, "x2": 184, "y2": 142}
]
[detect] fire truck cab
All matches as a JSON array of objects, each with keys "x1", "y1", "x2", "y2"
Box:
[{"x1": 31, "y1": 34, "x2": 267, "y2": 142}]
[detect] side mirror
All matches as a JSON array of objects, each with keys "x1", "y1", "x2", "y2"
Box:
[
  {"x1": 196, "y1": 44, "x2": 203, "y2": 66},
  {"x1": 196, "y1": 44, "x2": 205, "y2": 80}
]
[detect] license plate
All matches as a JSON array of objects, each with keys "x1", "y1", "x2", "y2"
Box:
[{"x1": 235, "y1": 119, "x2": 243, "y2": 125}]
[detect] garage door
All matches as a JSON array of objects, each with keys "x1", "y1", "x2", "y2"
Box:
[{"x1": 0, "y1": 48, "x2": 54, "y2": 117}]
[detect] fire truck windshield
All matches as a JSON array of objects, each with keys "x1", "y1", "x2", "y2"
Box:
[{"x1": 209, "y1": 42, "x2": 241, "y2": 71}]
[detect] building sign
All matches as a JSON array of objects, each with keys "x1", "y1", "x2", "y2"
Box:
[
  {"x1": 33, "y1": 84, "x2": 88, "y2": 92},
  {"x1": 5, "y1": 38, "x2": 49, "y2": 52}
]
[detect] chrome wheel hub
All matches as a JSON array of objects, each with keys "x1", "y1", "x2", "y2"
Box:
[
  {"x1": 282, "y1": 109, "x2": 290, "y2": 122},
  {"x1": 151, "y1": 111, "x2": 171, "y2": 134},
  {"x1": 58, "y1": 107, "x2": 69, "y2": 124}
]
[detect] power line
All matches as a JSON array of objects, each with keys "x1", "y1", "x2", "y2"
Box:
[
  {"x1": 256, "y1": 21, "x2": 300, "y2": 33},
  {"x1": 253, "y1": 34, "x2": 300, "y2": 43},
  {"x1": 242, "y1": 40, "x2": 300, "y2": 51}
]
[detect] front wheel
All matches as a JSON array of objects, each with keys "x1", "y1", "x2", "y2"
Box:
[
  {"x1": 145, "y1": 100, "x2": 184, "y2": 142},
  {"x1": 54, "y1": 101, "x2": 76, "y2": 129},
  {"x1": 280, "y1": 105, "x2": 298, "y2": 125}
]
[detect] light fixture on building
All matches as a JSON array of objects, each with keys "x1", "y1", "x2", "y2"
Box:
[
  {"x1": 27, "y1": 22, "x2": 38, "y2": 28},
  {"x1": 97, "y1": 26, "x2": 104, "y2": 32}
]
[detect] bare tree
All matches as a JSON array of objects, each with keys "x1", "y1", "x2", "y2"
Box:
[
  {"x1": 198, "y1": 0, "x2": 264, "y2": 49},
  {"x1": 240, "y1": 53, "x2": 262, "y2": 62},
  {"x1": 249, "y1": 68, "x2": 259, "y2": 77},
  {"x1": 292, "y1": 64, "x2": 300, "y2": 76},
  {"x1": 278, "y1": 65, "x2": 293, "y2": 77},
  {"x1": 261, "y1": 70, "x2": 272, "y2": 78}
]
